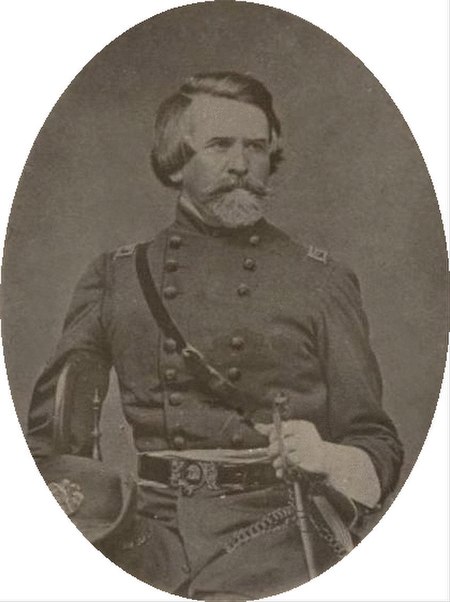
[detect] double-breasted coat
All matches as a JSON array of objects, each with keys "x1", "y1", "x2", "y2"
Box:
[{"x1": 27, "y1": 206, "x2": 403, "y2": 598}]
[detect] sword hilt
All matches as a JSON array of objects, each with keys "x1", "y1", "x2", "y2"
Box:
[
  {"x1": 272, "y1": 392, "x2": 290, "y2": 478},
  {"x1": 91, "y1": 389, "x2": 103, "y2": 461},
  {"x1": 272, "y1": 392, "x2": 317, "y2": 579}
]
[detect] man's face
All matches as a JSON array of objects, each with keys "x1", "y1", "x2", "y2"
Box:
[{"x1": 173, "y1": 95, "x2": 272, "y2": 228}]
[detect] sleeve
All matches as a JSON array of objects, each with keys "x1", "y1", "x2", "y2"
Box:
[
  {"x1": 27, "y1": 253, "x2": 112, "y2": 458},
  {"x1": 315, "y1": 262, "x2": 404, "y2": 502}
]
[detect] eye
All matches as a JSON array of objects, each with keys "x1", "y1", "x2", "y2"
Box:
[
  {"x1": 245, "y1": 140, "x2": 268, "y2": 152},
  {"x1": 206, "y1": 138, "x2": 233, "y2": 151}
]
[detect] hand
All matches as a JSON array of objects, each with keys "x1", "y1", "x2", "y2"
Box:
[{"x1": 255, "y1": 420, "x2": 328, "y2": 479}]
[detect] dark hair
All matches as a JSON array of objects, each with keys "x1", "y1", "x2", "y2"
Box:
[{"x1": 151, "y1": 72, "x2": 283, "y2": 187}]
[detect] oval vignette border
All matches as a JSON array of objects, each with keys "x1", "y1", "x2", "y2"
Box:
[{"x1": 0, "y1": 1, "x2": 448, "y2": 601}]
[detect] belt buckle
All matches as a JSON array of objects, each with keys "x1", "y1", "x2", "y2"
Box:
[{"x1": 169, "y1": 459, "x2": 219, "y2": 495}]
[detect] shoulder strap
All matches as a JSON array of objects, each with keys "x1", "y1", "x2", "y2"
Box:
[{"x1": 135, "y1": 242, "x2": 186, "y2": 352}]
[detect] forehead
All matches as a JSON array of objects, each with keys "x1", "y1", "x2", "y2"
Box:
[{"x1": 187, "y1": 95, "x2": 270, "y2": 141}]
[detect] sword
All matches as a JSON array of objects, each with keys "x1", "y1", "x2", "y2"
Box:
[{"x1": 272, "y1": 393, "x2": 317, "y2": 580}]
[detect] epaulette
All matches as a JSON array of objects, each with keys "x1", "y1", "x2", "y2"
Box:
[
  {"x1": 307, "y1": 245, "x2": 328, "y2": 264},
  {"x1": 113, "y1": 244, "x2": 137, "y2": 260}
]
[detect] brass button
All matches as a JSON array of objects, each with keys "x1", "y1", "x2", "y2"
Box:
[
  {"x1": 163, "y1": 338, "x2": 178, "y2": 354},
  {"x1": 249, "y1": 234, "x2": 260, "y2": 246},
  {"x1": 163, "y1": 286, "x2": 178, "y2": 299},
  {"x1": 165, "y1": 259, "x2": 179, "y2": 272},
  {"x1": 168, "y1": 392, "x2": 182, "y2": 406},
  {"x1": 231, "y1": 432, "x2": 244, "y2": 447},
  {"x1": 173, "y1": 435, "x2": 185, "y2": 450},
  {"x1": 243, "y1": 257, "x2": 256, "y2": 271},
  {"x1": 237, "y1": 283, "x2": 250, "y2": 297},
  {"x1": 169, "y1": 235, "x2": 182, "y2": 249},
  {"x1": 164, "y1": 368, "x2": 177, "y2": 382},
  {"x1": 228, "y1": 367, "x2": 241, "y2": 382},
  {"x1": 230, "y1": 336, "x2": 245, "y2": 350}
]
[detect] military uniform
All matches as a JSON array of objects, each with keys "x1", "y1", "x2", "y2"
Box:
[{"x1": 28, "y1": 205, "x2": 403, "y2": 599}]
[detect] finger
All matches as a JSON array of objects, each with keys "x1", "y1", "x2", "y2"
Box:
[
  {"x1": 282, "y1": 432, "x2": 321, "y2": 451},
  {"x1": 267, "y1": 444, "x2": 279, "y2": 459},
  {"x1": 267, "y1": 437, "x2": 281, "y2": 451},
  {"x1": 267, "y1": 436, "x2": 299, "y2": 457},
  {"x1": 272, "y1": 456, "x2": 283, "y2": 470},
  {"x1": 279, "y1": 420, "x2": 319, "y2": 437},
  {"x1": 276, "y1": 431, "x2": 298, "y2": 439},
  {"x1": 275, "y1": 420, "x2": 304, "y2": 435},
  {"x1": 284, "y1": 437, "x2": 316, "y2": 454},
  {"x1": 254, "y1": 423, "x2": 272, "y2": 437}
]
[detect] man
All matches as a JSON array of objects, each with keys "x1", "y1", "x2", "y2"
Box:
[{"x1": 27, "y1": 72, "x2": 403, "y2": 600}]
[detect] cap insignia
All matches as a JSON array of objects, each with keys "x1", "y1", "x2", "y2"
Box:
[
  {"x1": 48, "y1": 479, "x2": 84, "y2": 516},
  {"x1": 307, "y1": 245, "x2": 328, "y2": 264}
]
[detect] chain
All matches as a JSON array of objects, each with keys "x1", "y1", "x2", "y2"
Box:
[
  {"x1": 224, "y1": 484, "x2": 350, "y2": 561},
  {"x1": 224, "y1": 504, "x2": 296, "y2": 554}
]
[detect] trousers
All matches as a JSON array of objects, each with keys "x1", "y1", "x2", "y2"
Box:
[{"x1": 106, "y1": 479, "x2": 339, "y2": 600}]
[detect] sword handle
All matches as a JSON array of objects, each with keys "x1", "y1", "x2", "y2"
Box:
[
  {"x1": 272, "y1": 393, "x2": 317, "y2": 580},
  {"x1": 273, "y1": 393, "x2": 289, "y2": 476},
  {"x1": 91, "y1": 389, "x2": 103, "y2": 461}
]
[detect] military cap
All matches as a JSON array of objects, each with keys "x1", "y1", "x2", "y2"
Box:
[{"x1": 37, "y1": 454, "x2": 136, "y2": 546}]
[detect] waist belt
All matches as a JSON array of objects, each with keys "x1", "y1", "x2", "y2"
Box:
[
  {"x1": 138, "y1": 455, "x2": 355, "y2": 555},
  {"x1": 138, "y1": 455, "x2": 278, "y2": 495}
]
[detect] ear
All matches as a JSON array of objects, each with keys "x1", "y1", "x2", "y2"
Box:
[
  {"x1": 168, "y1": 134, "x2": 195, "y2": 185},
  {"x1": 269, "y1": 131, "x2": 282, "y2": 154}
]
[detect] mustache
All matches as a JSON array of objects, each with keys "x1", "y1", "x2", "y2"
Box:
[{"x1": 205, "y1": 176, "x2": 270, "y2": 200}]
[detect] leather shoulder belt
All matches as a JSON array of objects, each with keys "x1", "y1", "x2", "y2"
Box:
[{"x1": 135, "y1": 242, "x2": 255, "y2": 416}]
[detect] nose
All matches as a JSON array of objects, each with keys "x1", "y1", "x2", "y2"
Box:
[{"x1": 227, "y1": 143, "x2": 248, "y2": 177}]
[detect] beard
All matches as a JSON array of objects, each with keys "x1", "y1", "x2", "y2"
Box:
[
  {"x1": 205, "y1": 188, "x2": 266, "y2": 228},
  {"x1": 200, "y1": 175, "x2": 269, "y2": 228}
]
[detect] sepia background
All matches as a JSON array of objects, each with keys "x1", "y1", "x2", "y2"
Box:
[
  {"x1": 1, "y1": 0, "x2": 447, "y2": 532},
  {"x1": 0, "y1": 2, "x2": 448, "y2": 602}
]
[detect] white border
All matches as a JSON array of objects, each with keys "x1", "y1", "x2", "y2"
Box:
[{"x1": 0, "y1": 1, "x2": 448, "y2": 600}]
